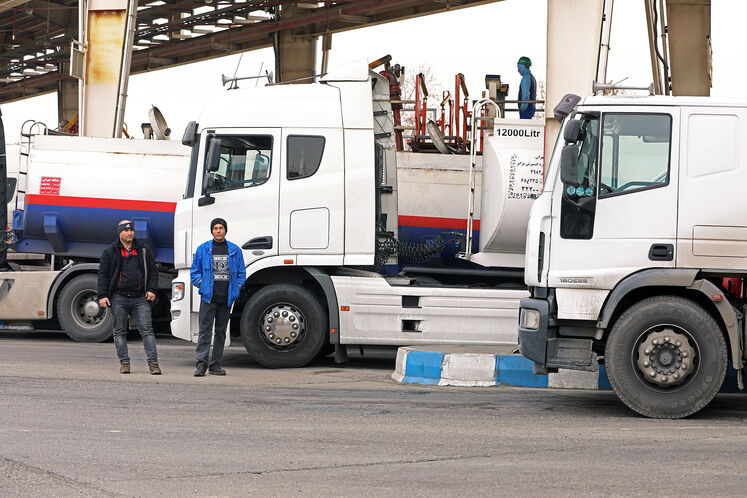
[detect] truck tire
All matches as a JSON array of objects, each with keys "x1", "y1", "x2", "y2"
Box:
[
  {"x1": 240, "y1": 284, "x2": 327, "y2": 368},
  {"x1": 605, "y1": 296, "x2": 727, "y2": 419},
  {"x1": 57, "y1": 274, "x2": 113, "y2": 343}
]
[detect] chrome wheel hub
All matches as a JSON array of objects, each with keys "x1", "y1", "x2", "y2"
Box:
[
  {"x1": 261, "y1": 304, "x2": 305, "y2": 348},
  {"x1": 636, "y1": 328, "x2": 696, "y2": 387},
  {"x1": 74, "y1": 291, "x2": 105, "y2": 328}
]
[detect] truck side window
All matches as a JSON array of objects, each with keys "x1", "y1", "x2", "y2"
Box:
[
  {"x1": 6, "y1": 178, "x2": 16, "y2": 202},
  {"x1": 184, "y1": 139, "x2": 200, "y2": 199},
  {"x1": 599, "y1": 113, "x2": 671, "y2": 198},
  {"x1": 287, "y1": 135, "x2": 325, "y2": 180},
  {"x1": 205, "y1": 135, "x2": 273, "y2": 194}
]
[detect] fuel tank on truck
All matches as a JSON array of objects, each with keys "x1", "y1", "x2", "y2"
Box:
[
  {"x1": 13, "y1": 135, "x2": 191, "y2": 263},
  {"x1": 467, "y1": 119, "x2": 544, "y2": 268},
  {"x1": 396, "y1": 118, "x2": 544, "y2": 269},
  {"x1": 396, "y1": 152, "x2": 482, "y2": 268}
]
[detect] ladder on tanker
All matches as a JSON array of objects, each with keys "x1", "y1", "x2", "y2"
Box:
[
  {"x1": 15, "y1": 121, "x2": 49, "y2": 224},
  {"x1": 459, "y1": 98, "x2": 503, "y2": 262}
]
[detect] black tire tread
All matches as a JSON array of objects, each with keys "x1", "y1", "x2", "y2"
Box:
[
  {"x1": 605, "y1": 295, "x2": 727, "y2": 419},
  {"x1": 57, "y1": 274, "x2": 113, "y2": 343},
  {"x1": 240, "y1": 284, "x2": 327, "y2": 368}
]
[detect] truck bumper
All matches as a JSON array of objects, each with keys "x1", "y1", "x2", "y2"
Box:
[
  {"x1": 518, "y1": 297, "x2": 597, "y2": 372},
  {"x1": 518, "y1": 298, "x2": 549, "y2": 365}
]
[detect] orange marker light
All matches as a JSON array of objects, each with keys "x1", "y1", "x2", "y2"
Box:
[
  {"x1": 284, "y1": 259, "x2": 294, "y2": 265},
  {"x1": 340, "y1": 306, "x2": 350, "y2": 311},
  {"x1": 330, "y1": 328, "x2": 336, "y2": 334},
  {"x1": 712, "y1": 294, "x2": 723, "y2": 302}
]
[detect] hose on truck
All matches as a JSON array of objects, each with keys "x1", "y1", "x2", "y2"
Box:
[{"x1": 375, "y1": 231, "x2": 465, "y2": 266}]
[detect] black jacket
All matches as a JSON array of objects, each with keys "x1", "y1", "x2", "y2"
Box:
[{"x1": 97, "y1": 238, "x2": 158, "y2": 299}]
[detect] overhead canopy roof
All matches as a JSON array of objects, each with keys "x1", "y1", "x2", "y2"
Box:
[{"x1": 0, "y1": 0, "x2": 501, "y2": 104}]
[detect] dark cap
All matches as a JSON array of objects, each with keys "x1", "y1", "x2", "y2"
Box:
[
  {"x1": 210, "y1": 217, "x2": 227, "y2": 232},
  {"x1": 117, "y1": 221, "x2": 135, "y2": 234}
]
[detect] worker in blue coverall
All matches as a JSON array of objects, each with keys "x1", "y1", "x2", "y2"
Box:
[{"x1": 517, "y1": 56, "x2": 537, "y2": 119}]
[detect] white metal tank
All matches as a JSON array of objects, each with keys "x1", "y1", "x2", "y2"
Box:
[
  {"x1": 473, "y1": 119, "x2": 544, "y2": 268},
  {"x1": 14, "y1": 135, "x2": 190, "y2": 262}
]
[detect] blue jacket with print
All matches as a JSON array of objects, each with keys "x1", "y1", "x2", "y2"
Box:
[{"x1": 190, "y1": 239, "x2": 246, "y2": 306}]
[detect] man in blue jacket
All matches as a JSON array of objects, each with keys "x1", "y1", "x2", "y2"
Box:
[
  {"x1": 517, "y1": 56, "x2": 537, "y2": 119},
  {"x1": 190, "y1": 217, "x2": 246, "y2": 376}
]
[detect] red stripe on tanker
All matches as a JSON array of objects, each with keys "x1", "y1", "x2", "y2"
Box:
[{"x1": 25, "y1": 194, "x2": 177, "y2": 213}]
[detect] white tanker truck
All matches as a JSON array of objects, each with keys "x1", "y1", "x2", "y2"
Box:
[
  {"x1": 0, "y1": 61, "x2": 543, "y2": 369},
  {"x1": 169, "y1": 61, "x2": 544, "y2": 367}
]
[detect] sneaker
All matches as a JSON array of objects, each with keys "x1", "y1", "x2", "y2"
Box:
[
  {"x1": 194, "y1": 362, "x2": 207, "y2": 377},
  {"x1": 120, "y1": 362, "x2": 130, "y2": 374},
  {"x1": 208, "y1": 364, "x2": 226, "y2": 376},
  {"x1": 149, "y1": 362, "x2": 162, "y2": 375}
]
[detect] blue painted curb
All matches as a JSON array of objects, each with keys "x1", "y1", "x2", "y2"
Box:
[{"x1": 392, "y1": 347, "x2": 743, "y2": 393}]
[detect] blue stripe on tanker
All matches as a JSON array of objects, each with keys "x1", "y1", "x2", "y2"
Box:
[{"x1": 15, "y1": 204, "x2": 175, "y2": 263}]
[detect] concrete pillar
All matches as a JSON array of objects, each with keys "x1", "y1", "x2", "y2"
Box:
[
  {"x1": 544, "y1": 0, "x2": 605, "y2": 161},
  {"x1": 666, "y1": 0, "x2": 711, "y2": 96},
  {"x1": 274, "y1": 5, "x2": 317, "y2": 83}
]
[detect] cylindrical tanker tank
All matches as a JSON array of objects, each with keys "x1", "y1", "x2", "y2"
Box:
[
  {"x1": 396, "y1": 152, "x2": 481, "y2": 268},
  {"x1": 395, "y1": 117, "x2": 544, "y2": 270},
  {"x1": 13, "y1": 135, "x2": 191, "y2": 263},
  {"x1": 473, "y1": 119, "x2": 544, "y2": 268}
]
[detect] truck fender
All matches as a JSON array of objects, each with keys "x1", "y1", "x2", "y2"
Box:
[
  {"x1": 596, "y1": 268, "x2": 698, "y2": 329},
  {"x1": 46, "y1": 263, "x2": 100, "y2": 319},
  {"x1": 688, "y1": 279, "x2": 743, "y2": 373},
  {"x1": 304, "y1": 267, "x2": 340, "y2": 345},
  {"x1": 597, "y1": 269, "x2": 743, "y2": 374}
]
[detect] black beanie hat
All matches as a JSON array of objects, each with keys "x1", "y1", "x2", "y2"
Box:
[{"x1": 210, "y1": 217, "x2": 227, "y2": 232}]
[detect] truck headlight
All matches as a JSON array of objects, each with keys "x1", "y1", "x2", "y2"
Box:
[
  {"x1": 519, "y1": 308, "x2": 540, "y2": 330},
  {"x1": 172, "y1": 282, "x2": 185, "y2": 301}
]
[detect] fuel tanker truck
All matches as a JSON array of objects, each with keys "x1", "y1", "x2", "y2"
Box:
[
  {"x1": 0, "y1": 60, "x2": 543, "y2": 365},
  {"x1": 169, "y1": 60, "x2": 545, "y2": 367},
  {"x1": 0, "y1": 123, "x2": 190, "y2": 341}
]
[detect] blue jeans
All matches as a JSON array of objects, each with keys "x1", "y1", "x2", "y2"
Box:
[{"x1": 111, "y1": 295, "x2": 158, "y2": 364}]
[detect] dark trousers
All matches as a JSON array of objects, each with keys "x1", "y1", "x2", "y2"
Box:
[
  {"x1": 196, "y1": 300, "x2": 231, "y2": 367},
  {"x1": 111, "y1": 295, "x2": 158, "y2": 364}
]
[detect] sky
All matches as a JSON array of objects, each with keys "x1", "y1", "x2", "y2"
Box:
[{"x1": 2, "y1": 0, "x2": 747, "y2": 142}]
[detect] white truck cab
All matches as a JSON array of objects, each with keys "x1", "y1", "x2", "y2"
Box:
[{"x1": 519, "y1": 94, "x2": 747, "y2": 418}]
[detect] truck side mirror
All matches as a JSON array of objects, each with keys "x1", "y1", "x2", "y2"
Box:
[
  {"x1": 198, "y1": 173, "x2": 216, "y2": 206},
  {"x1": 560, "y1": 145, "x2": 580, "y2": 186},
  {"x1": 205, "y1": 138, "x2": 222, "y2": 172},
  {"x1": 182, "y1": 121, "x2": 199, "y2": 146},
  {"x1": 563, "y1": 119, "x2": 583, "y2": 143}
]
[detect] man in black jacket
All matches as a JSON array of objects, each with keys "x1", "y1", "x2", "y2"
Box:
[{"x1": 98, "y1": 220, "x2": 161, "y2": 374}]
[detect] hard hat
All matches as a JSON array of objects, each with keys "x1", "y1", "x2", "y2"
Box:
[{"x1": 517, "y1": 56, "x2": 532, "y2": 68}]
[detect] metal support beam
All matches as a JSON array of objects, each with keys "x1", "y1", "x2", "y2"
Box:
[{"x1": 57, "y1": 61, "x2": 78, "y2": 128}]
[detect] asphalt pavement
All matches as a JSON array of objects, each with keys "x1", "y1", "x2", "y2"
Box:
[{"x1": 1, "y1": 331, "x2": 746, "y2": 496}]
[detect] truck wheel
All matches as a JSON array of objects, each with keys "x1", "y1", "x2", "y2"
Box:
[
  {"x1": 240, "y1": 284, "x2": 327, "y2": 368},
  {"x1": 605, "y1": 296, "x2": 727, "y2": 419},
  {"x1": 57, "y1": 275, "x2": 113, "y2": 343}
]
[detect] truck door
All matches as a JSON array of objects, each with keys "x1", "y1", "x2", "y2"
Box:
[
  {"x1": 278, "y1": 128, "x2": 344, "y2": 263},
  {"x1": 191, "y1": 128, "x2": 280, "y2": 288},
  {"x1": 549, "y1": 109, "x2": 680, "y2": 320}
]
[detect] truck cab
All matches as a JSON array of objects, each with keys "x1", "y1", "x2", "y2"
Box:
[{"x1": 519, "y1": 95, "x2": 747, "y2": 418}]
